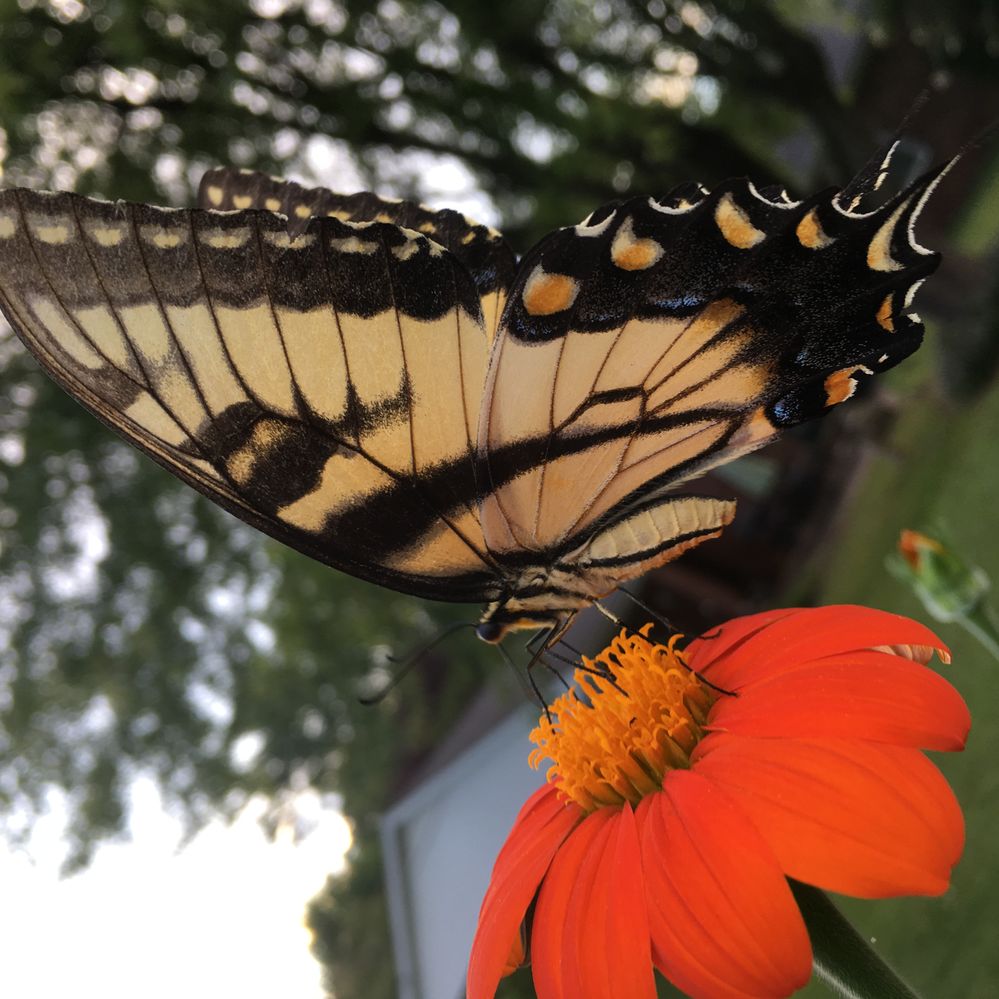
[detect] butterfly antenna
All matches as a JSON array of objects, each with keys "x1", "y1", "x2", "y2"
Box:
[
  {"x1": 549, "y1": 637, "x2": 622, "y2": 685},
  {"x1": 556, "y1": 637, "x2": 583, "y2": 657},
  {"x1": 499, "y1": 642, "x2": 552, "y2": 720},
  {"x1": 537, "y1": 645, "x2": 578, "y2": 670},
  {"x1": 358, "y1": 621, "x2": 476, "y2": 706},
  {"x1": 617, "y1": 586, "x2": 677, "y2": 636}
]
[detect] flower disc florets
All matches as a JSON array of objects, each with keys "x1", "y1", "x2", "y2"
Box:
[{"x1": 529, "y1": 625, "x2": 716, "y2": 812}]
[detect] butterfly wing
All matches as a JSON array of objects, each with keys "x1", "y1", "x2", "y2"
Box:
[
  {"x1": 478, "y1": 170, "x2": 945, "y2": 572},
  {"x1": 198, "y1": 168, "x2": 518, "y2": 339},
  {"x1": 0, "y1": 188, "x2": 501, "y2": 602}
]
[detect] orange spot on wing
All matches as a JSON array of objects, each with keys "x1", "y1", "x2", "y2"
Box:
[
  {"x1": 795, "y1": 208, "x2": 833, "y2": 249},
  {"x1": 613, "y1": 239, "x2": 661, "y2": 270},
  {"x1": 876, "y1": 294, "x2": 895, "y2": 332},
  {"x1": 715, "y1": 194, "x2": 765, "y2": 250},
  {"x1": 522, "y1": 269, "x2": 579, "y2": 316},
  {"x1": 824, "y1": 365, "x2": 871, "y2": 407},
  {"x1": 611, "y1": 217, "x2": 664, "y2": 271}
]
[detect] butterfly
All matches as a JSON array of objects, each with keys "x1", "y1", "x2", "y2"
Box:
[{"x1": 0, "y1": 150, "x2": 947, "y2": 647}]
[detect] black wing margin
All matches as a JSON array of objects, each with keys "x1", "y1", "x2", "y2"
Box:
[{"x1": 198, "y1": 167, "x2": 518, "y2": 339}]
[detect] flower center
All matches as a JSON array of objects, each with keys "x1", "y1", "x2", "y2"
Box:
[{"x1": 529, "y1": 625, "x2": 716, "y2": 812}]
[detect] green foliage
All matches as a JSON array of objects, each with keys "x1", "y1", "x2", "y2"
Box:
[
  {"x1": 802, "y1": 339, "x2": 999, "y2": 997},
  {"x1": 0, "y1": 0, "x2": 875, "y2": 247}
]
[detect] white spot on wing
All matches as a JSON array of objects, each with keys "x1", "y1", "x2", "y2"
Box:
[
  {"x1": 87, "y1": 225, "x2": 126, "y2": 247},
  {"x1": 263, "y1": 231, "x2": 316, "y2": 249},
  {"x1": 866, "y1": 201, "x2": 908, "y2": 272},
  {"x1": 903, "y1": 278, "x2": 925, "y2": 308},
  {"x1": 392, "y1": 239, "x2": 422, "y2": 262},
  {"x1": 29, "y1": 218, "x2": 71, "y2": 244},
  {"x1": 575, "y1": 211, "x2": 615, "y2": 236},
  {"x1": 907, "y1": 161, "x2": 954, "y2": 256},
  {"x1": 200, "y1": 228, "x2": 251, "y2": 250},
  {"x1": 140, "y1": 225, "x2": 187, "y2": 249},
  {"x1": 747, "y1": 181, "x2": 800, "y2": 208},
  {"x1": 648, "y1": 196, "x2": 695, "y2": 215},
  {"x1": 329, "y1": 235, "x2": 377, "y2": 254}
]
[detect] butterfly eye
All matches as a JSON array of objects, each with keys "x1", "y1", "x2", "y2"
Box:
[{"x1": 475, "y1": 621, "x2": 506, "y2": 644}]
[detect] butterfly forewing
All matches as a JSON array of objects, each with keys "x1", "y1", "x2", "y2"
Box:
[
  {"x1": 478, "y1": 172, "x2": 943, "y2": 565},
  {"x1": 198, "y1": 168, "x2": 518, "y2": 340},
  {"x1": 0, "y1": 189, "x2": 499, "y2": 601},
  {"x1": 0, "y1": 152, "x2": 949, "y2": 639}
]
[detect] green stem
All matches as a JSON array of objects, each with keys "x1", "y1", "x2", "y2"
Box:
[
  {"x1": 959, "y1": 602, "x2": 999, "y2": 662},
  {"x1": 790, "y1": 881, "x2": 921, "y2": 999}
]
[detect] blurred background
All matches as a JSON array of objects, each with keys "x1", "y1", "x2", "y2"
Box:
[{"x1": 0, "y1": 1, "x2": 997, "y2": 997}]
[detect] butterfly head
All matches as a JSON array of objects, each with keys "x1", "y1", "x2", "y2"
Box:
[
  {"x1": 474, "y1": 607, "x2": 566, "y2": 644},
  {"x1": 475, "y1": 569, "x2": 594, "y2": 644}
]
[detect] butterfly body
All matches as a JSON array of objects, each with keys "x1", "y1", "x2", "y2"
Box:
[{"x1": 0, "y1": 157, "x2": 946, "y2": 645}]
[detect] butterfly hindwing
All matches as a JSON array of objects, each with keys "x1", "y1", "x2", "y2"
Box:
[
  {"x1": 0, "y1": 188, "x2": 500, "y2": 601},
  {"x1": 198, "y1": 167, "x2": 518, "y2": 339},
  {"x1": 478, "y1": 171, "x2": 943, "y2": 569}
]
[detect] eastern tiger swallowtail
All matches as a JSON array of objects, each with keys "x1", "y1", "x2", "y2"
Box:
[{"x1": 0, "y1": 151, "x2": 948, "y2": 646}]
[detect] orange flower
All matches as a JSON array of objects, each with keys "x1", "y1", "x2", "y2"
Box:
[{"x1": 467, "y1": 606, "x2": 969, "y2": 999}]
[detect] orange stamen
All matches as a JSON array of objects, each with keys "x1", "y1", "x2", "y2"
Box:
[{"x1": 529, "y1": 625, "x2": 716, "y2": 812}]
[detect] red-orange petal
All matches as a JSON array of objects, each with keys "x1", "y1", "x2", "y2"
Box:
[
  {"x1": 578, "y1": 805, "x2": 658, "y2": 999},
  {"x1": 637, "y1": 773, "x2": 811, "y2": 999},
  {"x1": 683, "y1": 608, "x2": 798, "y2": 674},
  {"x1": 532, "y1": 808, "x2": 618, "y2": 999},
  {"x1": 695, "y1": 733, "x2": 965, "y2": 898},
  {"x1": 687, "y1": 606, "x2": 949, "y2": 689},
  {"x1": 707, "y1": 651, "x2": 969, "y2": 750},
  {"x1": 467, "y1": 783, "x2": 581, "y2": 999},
  {"x1": 532, "y1": 806, "x2": 657, "y2": 999}
]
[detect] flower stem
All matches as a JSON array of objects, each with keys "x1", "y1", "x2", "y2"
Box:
[
  {"x1": 789, "y1": 881, "x2": 922, "y2": 999},
  {"x1": 959, "y1": 602, "x2": 999, "y2": 662}
]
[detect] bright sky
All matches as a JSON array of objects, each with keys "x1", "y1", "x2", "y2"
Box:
[{"x1": 0, "y1": 778, "x2": 352, "y2": 999}]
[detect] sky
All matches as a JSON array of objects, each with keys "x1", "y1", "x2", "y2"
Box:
[{"x1": 0, "y1": 779, "x2": 352, "y2": 999}]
